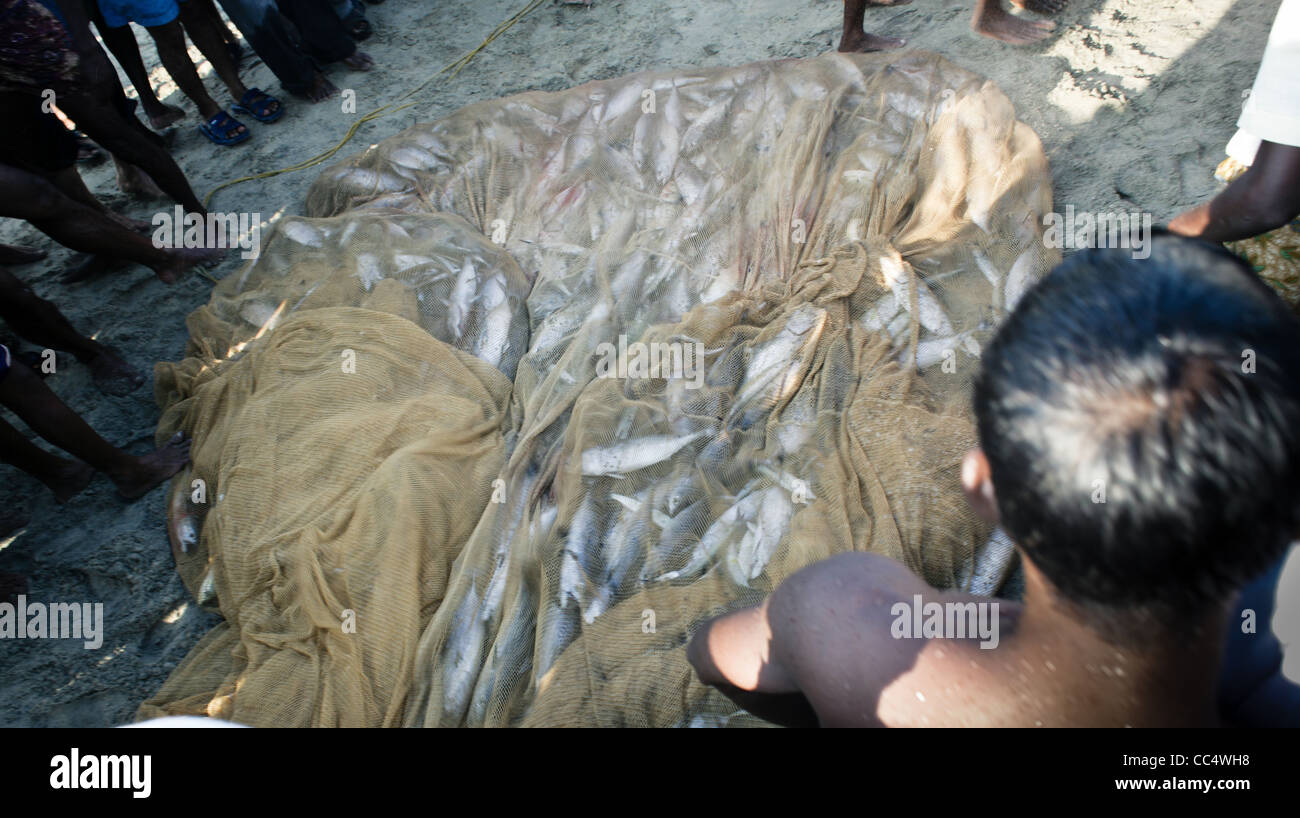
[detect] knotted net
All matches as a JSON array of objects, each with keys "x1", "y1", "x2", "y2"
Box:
[{"x1": 141, "y1": 50, "x2": 1057, "y2": 727}]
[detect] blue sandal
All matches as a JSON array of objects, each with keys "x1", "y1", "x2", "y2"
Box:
[
  {"x1": 198, "y1": 110, "x2": 250, "y2": 146},
  {"x1": 232, "y1": 87, "x2": 284, "y2": 123}
]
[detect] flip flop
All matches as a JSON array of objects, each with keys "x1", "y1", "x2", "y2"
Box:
[
  {"x1": 232, "y1": 87, "x2": 284, "y2": 123},
  {"x1": 198, "y1": 110, "x2": 250, "y2": 146}
]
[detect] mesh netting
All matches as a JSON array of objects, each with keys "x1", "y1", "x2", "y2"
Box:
[{"x1": 140, "y1": 50, "x2": 1057, "y2": 727}]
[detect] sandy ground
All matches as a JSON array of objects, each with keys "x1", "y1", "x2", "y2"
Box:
[{"x1": 0, "y1": 0, "x2": 1281, "y2": 727}]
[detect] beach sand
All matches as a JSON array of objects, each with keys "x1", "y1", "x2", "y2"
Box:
[{"x1": 0, "y1": 0, "x2": 1278, "y2": 726}]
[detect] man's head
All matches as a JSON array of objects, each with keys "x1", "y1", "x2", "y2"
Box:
[{"x1": 966, "y1": 234, "x2": 1300, "y2": 631}]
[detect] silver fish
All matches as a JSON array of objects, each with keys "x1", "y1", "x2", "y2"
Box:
[
  {"x1": 447, "y1": 259, "x2": 477, "y2": 338},
  {"x1": 580, "y1": 430, "x2": 706, "y2": 476},
  {"x1": 388, "y1": 145, "x2": 438, "y2": 171},
  {"x1": 197, "y1": 569, "x2": 218, "y2": 607},
  {"x1": 176, "y1": 517, "x2": 198, "y2": 554},
  {"x1": 442, "y1": 580, "x2": 485, "y2": 718},
  {"x1": 560, "y1": 494, "x2": 599, "y2": 608},
  {"x1": 338, "y1": 167, "x2": 408, "y2": 194},
  {"x1": 729, "y1": 305, "x2": 826, "y2": 426},
  {"x1": 914, "y1": 331, "x2": 982, "y2": 370},
  {"x1": 639, "y1": 496, "x2": 711, "y2": 583},
  {"x1": 879, "y1": 254, "x2": 953, "y2": 336},
  {"x1": 972, "y1": 248, "x2": 1004, "y2": 313},
  {"x1": 681, "y1": 100, "x2": 730, "y2": 153},
  {"x1": 1004, "y1": 248, "x2": 1037, "y2": 312},
  {"x1": 534, "y1": 602, "x2": 580, "y2": 684},
  {"x1": 657, "y1": 487, "x2": 766, "y2": 582},
  {"x1": 725, "y1": 488, "x2": 793, "y2": 586},
  {"x1": 394, "y1": 253, "x2": 435, "y2": 272},
  {"x1": 281, "y1": 220, "x2": 324, "y2": 248}
]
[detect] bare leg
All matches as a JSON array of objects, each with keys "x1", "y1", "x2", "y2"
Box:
[
  {"x1": 972, "y1": 0, "x2": 1055, "y2": 44},
  {"x1": 112, "y1": 156, "x2": 168, "y2": 200},
  {"x1": 177, "y1": 2, "x2": 253, "y2": 102},
  {"x1": 146, "y1": 19, "x2": 229, "y2": 122},
  {"x1": 1011, "y1": 0, "x2": 1066, "y2": 14},
  {"x1": 838, "y1": 0, "x2": 911, "y2": 53},
  {"x1": 0, "y1": 244, "x2": 46, "y2": 264},
  {"x1": 91, "y1": 14, "x2": 186, "y2": 129},
  {"x1": 47, "y1": 166, "x2": 150, "y2": 231},
  {"x1": 0, "y1": 269, "x2": 145, "y2": 396},
  {"x1": 342, "y1": 51, "x2": 374, "y2": 71},
  {"x1": 0, "y1": 414, "x2": 93, "y2": 502},
  {"x1": 0, "y1": 361, "x2": 189, "y2": 500},
  {"x1": 0, "y1": 163, "x2": 224, "y2": 283},
  {"x1": 50, "y1": 0, "x2": 208, "y2": 213},
  {"x1": 303, "y1": 71, "x2": 340, "y2": 103},
  {"x1": 193, "y1": 0, "x2": 244, "y2": 57}
]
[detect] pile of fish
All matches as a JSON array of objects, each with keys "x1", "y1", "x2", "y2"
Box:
[{"x1": 161, "y1": 50, "x2": 1056, "y2": 727}]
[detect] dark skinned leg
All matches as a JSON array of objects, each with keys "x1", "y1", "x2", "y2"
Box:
[
  {"x1": 0, "y1": 163, "x2": 224, "y2": 283},
  {"x1": 0, "y1": 361, "x2": 189, "y2": 500},
  {"x1": 145, "y1": 19, "x2": 225, "y2": 121},
  {"x1": 193, "y1": 0, "x2": 243, "y2": 54},
  {"x1": 176, "y1": 2, "x2": 252, "y2": 102},
  {"x1": 1012, "y1": 0, "x2": 1067, "y2": 15},
  {"x1": 971, "y1": 0, "x2": 1055, "y2": 44},
  {"x1": 89, "y1": 7, "x2": 186, "y2": 130},
  {"x1": 0, "y1": 269, "x2": 145, "y2": 396},
  {"x1": 46, "y1": 166, "x2": 150, "y2": 231},
  {"x1": 0, "y1": 412, "x2": 93, "y2": 502},
  {"x1": 0, "y1": 244, "x2": 46, "y2": 264},
  {"x1": 214, "y1": 0, "x2": 328, "y2": 98},
  {"x1": 1170, "y1": 141, "x2": 1300, "y2": 244},
  {"x1": 50, "y1": 0, "x2": 207, "y2": 214},
  {"x1": 838, "y1": 0, "x2": 910, "y2": 53}
]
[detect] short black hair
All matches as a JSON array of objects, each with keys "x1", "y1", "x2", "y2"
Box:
[{"x1": 974, "y1": 234, "x2": 1300, "y2": 623}]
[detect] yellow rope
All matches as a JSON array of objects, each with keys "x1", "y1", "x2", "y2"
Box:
[{"x1": 203, "y1": 0, "x2": 547, "y2": 208}]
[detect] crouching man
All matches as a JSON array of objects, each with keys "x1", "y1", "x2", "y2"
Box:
[{"x1": 688, "y1": 234, "x2": 1300, "y2": 726}]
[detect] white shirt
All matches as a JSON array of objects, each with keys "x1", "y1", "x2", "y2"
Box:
[{"x1": 1227, "y1": 0, "x2": 1300, "y2": 163}]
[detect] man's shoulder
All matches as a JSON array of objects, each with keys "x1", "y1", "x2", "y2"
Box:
[
  {"x1": 764, "y1": 553, "x2": 937, "y2": 725},
  {"x1": 770, "y1": 552, "x2": 929, "y2": 616}
]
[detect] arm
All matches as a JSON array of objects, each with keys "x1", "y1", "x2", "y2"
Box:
[
  {"x1": 1170, "y1": 141, "x2": 1300, "y2": 244},
  {"x1": 686, "y1": 598, "x2": 819, "y2": 727}
]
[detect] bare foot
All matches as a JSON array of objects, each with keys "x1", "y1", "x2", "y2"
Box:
[
  {"x1": 40, "y1": 458, "x2": 95, "y2": 503},
  {"x1": 105, "y1": 209, "x2": 152, "y2": 232},
  {"x1": 87, "y1": 350, "x2": 145, "y2": 397},
  {"x1": 108, "y1": 432, "x2": 191, "y2": 500},
  {"x1": 146, "y1": 103, "x2": 186, "y2": 131},
  {"x1": 0, "y1": 244, "x2": 47, "y2": 265},
  {"x1": 973, "y1": 3, "x2": 1055, "y2": 44},
  {"x1": 838, "y1": 28, "x2": 907, "y2": 52},
  {"x1": 1011, "y1": 0, "x2": 1065, "y2": 13},
  {"x1": 342, "y1": 51, "x2": 375, "y2": 71},
  {"x1": 62, "y1": 253, "x2": 123, "y2": 284},
  {"x1": 150, "y1": 246, "x2": 226, "y2": 284},
  {"x1": 301, "y1": 72, "x2": 340, "y2": 103},
  {"x1": 115, "y1": 160, "x2": 168, "y2": 199}
]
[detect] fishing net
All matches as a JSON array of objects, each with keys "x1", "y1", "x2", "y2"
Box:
[{"x1": 139, "y1": 50, "x2": 1056, "y2": 727}]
